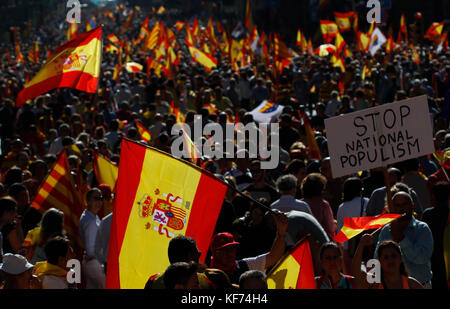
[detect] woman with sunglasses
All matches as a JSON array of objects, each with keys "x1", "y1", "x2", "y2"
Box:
[
  {"x1": 352, "y1": 234, "x2": 423, "y2": 289},
  {"x1": 315, "y1": 242, "x2": 356, "y2": 289}
]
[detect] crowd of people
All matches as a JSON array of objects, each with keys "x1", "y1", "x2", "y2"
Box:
[{"x1": 0, "y1": 4, "x2": 449, "y2": 290}]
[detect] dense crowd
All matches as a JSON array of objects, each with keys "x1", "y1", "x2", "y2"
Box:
[{"x1": 0, "y1": 4, "x2": 449, "y2": 290}]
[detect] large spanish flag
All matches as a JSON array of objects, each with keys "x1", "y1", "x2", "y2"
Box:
[
  {"x1": 334, "y1": 214, "x2": 402, "y2": 243},
  {"x1": 267, "y1": 239, "x2": 316, "y2": 289},
  {"x1": 31, "y1": 150, "x2": 85, "y2": 259},
  {"x1": 106, "y1": 139, "x2": 227, "y2": 289},
  {"x1": 17, "y1": 27, "x2": 102, "y2": 108}
]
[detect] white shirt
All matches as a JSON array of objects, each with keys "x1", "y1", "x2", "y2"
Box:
[
  {"x1": 49, "y1": 137, "x2": 64, "y2": 155},
  {"x1": 271, "y1": 195, "x2": 312, "y2": 215},
  {"x1": 79, "y1": 210, "x2": 101, "y2": 259},
  {"x1": 242, "y1": 253, "x2": 268, "y2": 271},
  {"x1": 94, "y1": 213, "x2": 112, "y2": 265}
]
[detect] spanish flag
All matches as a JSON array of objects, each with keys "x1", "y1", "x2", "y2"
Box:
[
  {"x1": 15, "y1": 44, "x2": 24, "y2": 64},
  {"x1": 334, "y1": 12, "x2": 354, "y2": 32},
  {"x1": 245, "y1": 0, "x2": 254, "y2": 31},
  {"x1": 320, "y1": 20, "x2": 339, "y2": 43},
  {"x1": 31, "y1": 150, "x2": 85, "y2": 259},
  {"x1": 135, "y1": 120, "x2": 151, "y2": 143},
  {"x1": 105, "y1": 139, "x2": 227, "y2": 289},
  {"x1": 156, "y1": 5, "x2": 166, "y2": 15},
  {"x1": 334, "y1": 214, "x2": 402, "y2": 243},
  {"x1": 125, "y1": 62, "x2": 143, "y2": 73},
  {"x1": 27, "y1": 41, "x2": 39, "y2": 64},
  {"x1": 425, "y1": 22, "x2": 445, "y2": 43},
  {"x1": 94, "y1": 153, "x2": 119, "y2": 192},
  {"x1": 17, "y1": 27, "x2": 102, "y2": 108},
  {"x1": 67, "y1": 22, "x2": 79, "y2": 41},
  {"x1": 187, "y1": 43, "x2": 218, "y2": 72},
  {"x1": 267, "y1": 239, "x2": 316, "y2": 289},
  {"x1": 107, "y1": 34, "x2": 120, "y2": 46},
  {"x1": 397, "y1": 13, "x2": 408, "y2": 43}
]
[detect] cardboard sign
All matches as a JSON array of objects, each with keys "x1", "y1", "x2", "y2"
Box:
[{"x1": 325, "y1": 95, "x2": 435, "y2": 178}]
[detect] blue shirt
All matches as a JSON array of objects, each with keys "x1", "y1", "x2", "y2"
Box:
[
  {"x1": 79, "y1": 210, "x2": 101, "y2": 259},
  {"x1": 376, "y1": 217, "x2": 434, "y2": 284}
]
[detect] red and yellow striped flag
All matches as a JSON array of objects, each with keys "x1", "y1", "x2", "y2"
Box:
[
  {"x1": 299, "y1": 111, "x2": 322, "y2": 160},
  {"x1": 320, "y1": 20, "x2": 339, "y2": 43},
  {"x1": 16, "y1": 27, "x2": 102, "y2": 108},
  {"x1": 245, "y1": 0, "x2": 254, "y2": 31},
  {"x1": 27, "y1": 40, "x2": 39, "y2": 64},
  {"x1": 31, "y1": 151, "x2": 85, "y2": 258},
  {"x1": 105, "y1": 139, "x2": 227, "y2": 289},
  {"x1": 267, "y1": 238, "x2": 316, "y2": 289},
  {"x1": 334, "y1": 214, "x2": 402, "y2": 243},
  {"x1": 94, "y1": 153, "x2": 119, "y2": 192},
  {"x1": 135, "y1": 120, "x2": 151, "y2": 143},
  {"x1": 398, "y1": 13, "x2": 408, "y2": 43},
  {"x1": 425, "y1": 22, "x2": 445, "y2": 43}
]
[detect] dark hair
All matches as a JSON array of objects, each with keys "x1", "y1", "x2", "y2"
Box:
[
  {"x1": 163, "y1": 262, "x2": 198, "y2": 289},
  {"x1": 377, "y1": 241, "x2": 409, "y2": 279},
  {"x1": 301, "y1": 173, "x2": 327, "y2": 198},
  {"x1": 285, "y1": 159, "x2": 306, "y2": 175},
  {"x1": 204, "y1": 268, "x2": 234, "y2": 289},
  {"x1": 343, "y1": 178, "x2": 363, "y2": 202},
  {"x1": 8, "y1": 183, "x2": 27, "y2": 198},
  {"x1": 239, "y1": 270, "x2": 268, "y2": 289},
  {"x1": 86, "y1": 188, "x2": 102, "y2": 202},
  {"x1": 3, "y1": 167, "x2": 22, "y2": 189},
  {"x1": 319, "y1": 242, "x2": 341, "y2": 260},
  {"x1": 0, "y1": 196, "x2": 17, "y2": 218},
  {"x1": 44, "y1": 236, "x2": 70, "y2": 265},
  {"x1": 168, "y1": 236, "x2": 198, "y2": 264},
  {"x1": 431, "y1": 182, "x2": 450, "y2": 204},
  {"x1": 40, "y1": 208, "x2": 64, "y2": 243}
]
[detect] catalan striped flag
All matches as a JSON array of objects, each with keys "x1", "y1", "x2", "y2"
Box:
[
  {"x1": 94, "y1": 153, "x2": 119, "y2": 192},
  {"x1": 16, "y1": 27, "x2": 102, "y2": 108},
  {"x1": 135, "y1": 120, "x2": 151, "y2": 143},
  {"x1": 267, "y1": 238, "x2": 316, "y2": 289},
  {"x1": 334, "y1": 214, "x2": 402, "y2": 243},
  {"x1": 137, "y1": 16, "x2": 150, "y2": 44},
  {"x1": 31, "y1": 151, "x2": 85, "y2": 259},
  {"x1": 146, "y1": 22, "x2": 161, "y2": 50},
  {"x1": 105, "y1": 139, "x2": 227, "y2": 289},
  {"x1": 299, "y1": 111, "x2": 322, "y2": 160},
  {"x1": 27, "y1": 40, "x2": 39, "y2": 64}
]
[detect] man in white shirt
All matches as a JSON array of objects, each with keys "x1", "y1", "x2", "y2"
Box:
[
  {"x1": 271, "y1": 175, "x2": 312, "y2": 215},
  {"x1": 94, "y1": 212, "x2": 112, "y2": 272},
  {"x1": 49, "y1": 123, "x2": 70, "y2": 155},
  {"x1": 79, "y1": 188, "x2": 104, "y2": 289}
]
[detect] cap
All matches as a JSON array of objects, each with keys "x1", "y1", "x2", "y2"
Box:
[
  {"x1": 0, "y1": 254, "x2": 34, "y2": 275},
  {"x1": 210, "y1": 233, "x2": 240, "y2": 251}
]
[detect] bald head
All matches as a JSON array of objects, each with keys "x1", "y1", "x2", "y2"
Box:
[{"x1": 391, "y1": 192, "x2": 414, "y2": 219}]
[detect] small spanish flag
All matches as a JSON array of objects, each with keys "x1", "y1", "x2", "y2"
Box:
[
  {"x1": 334, "y1": 12, "x2": 354, "y2": 32},
  {"x1": 267, "y1": 238, "x2": 316, "y2": 289},
  {"x1": 187, "y1": 43, "x2": 218, "y2": 72},
  {"x1": 17, "y1": 27, "x2": 102, "y2": 108},
  {"x1": 156, "y1": 5, "x2": 166, "y2": 15},
  {"x1": 125, "y1": 62, "x2": 143, "y2": 73},
  {"x1": 94, "y1": 153, "x2": 119, "y2": 192},
  {"x1": 334, "y1": 214, "x2": 402, "y2": 243},
  {"x1": 320, "y1": 20, "x2": 339, "y2": 43},
  {"x1": 105, "y1": 139, "x2": 227, "y2": 289},
  {"x1": 299, "y1": 111, "x2": 322, "y2": 160},
  {"x1": 107, "y1": 34, "x2": 120, "y2": 46},
  {"x1": 135, "y1": 120, "x2": 151, "y2": 143}
]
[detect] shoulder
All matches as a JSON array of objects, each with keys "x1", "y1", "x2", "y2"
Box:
[{"x1": 407, "y1": 277, "x2": 424, "y2": 289}]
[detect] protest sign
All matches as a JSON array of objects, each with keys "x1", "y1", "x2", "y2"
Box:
[{"x1": 325, "y1": 95, "x2": 435, "y2": 178}]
